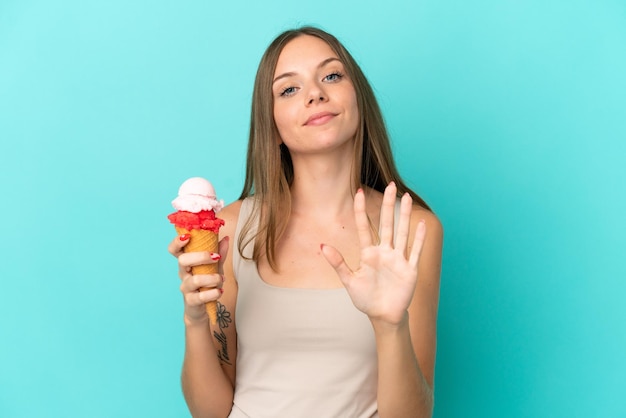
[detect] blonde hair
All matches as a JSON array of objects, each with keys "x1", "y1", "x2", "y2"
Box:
[{"x1": 238, "y1": 26, "x2": 431, "y2": 270}]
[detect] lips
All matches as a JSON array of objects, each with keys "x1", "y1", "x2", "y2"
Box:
[{"x1": 304, "y1": 111, "x2": 337, "y2": 126}]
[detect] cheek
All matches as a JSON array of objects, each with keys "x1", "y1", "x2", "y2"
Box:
[
  {"x1": 347, "y1": 93, "x2": 359, "y2": 128},
  {"x1": 342, "y1": 85, "x2": 358, "y2": 117},
  {"x1": 273, "y1": 102, "x2": 294, "y2": 137}
]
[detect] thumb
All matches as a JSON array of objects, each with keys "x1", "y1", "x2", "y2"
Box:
[
  {"x1": 217, "y1": 236, "x2": 230, "y2": 274},
  {"x1": 320, "y1": 244, "x2": 353, "y2": 284}
]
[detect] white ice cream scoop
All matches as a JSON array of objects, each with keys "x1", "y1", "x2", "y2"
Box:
[{"x1": 172, "y1": 177, "x2": 224, "y2": 213}]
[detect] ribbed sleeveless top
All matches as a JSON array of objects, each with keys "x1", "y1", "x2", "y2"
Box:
[{"x1": 228, "y1": 197, "x2": 380, "y2": 418}]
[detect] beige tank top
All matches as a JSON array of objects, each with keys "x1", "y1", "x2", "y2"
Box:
[{"x1": 228, "y1": 197, "x2": 380, "y2": 418}]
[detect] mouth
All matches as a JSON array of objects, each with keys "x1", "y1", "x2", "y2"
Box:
[{"x1": 304, "y1": 111, "x2": 337, "y2": 126}]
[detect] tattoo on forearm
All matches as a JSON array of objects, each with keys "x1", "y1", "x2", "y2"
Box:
[{"x1": 213, "y1": 302, "x2": 232, "y2": 365}]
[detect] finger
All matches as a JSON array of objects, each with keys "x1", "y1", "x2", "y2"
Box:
[
  {"x1": 168, "y1": 234, "x2": 191, "y2": 257},
  {"x1": 178, "y1": 251, "x2": 222, "y2": 269},
  {"x1": 408, "y1": 219, "x2": 427, "y2": 268},
  {"x1": 394, "y1": 193, "x2": 413, "y2": 254},
  {"x1": 379, "y1": 182, "x2": 397, "y2": 247},
  {"x1": 354, "y1": 189, "x2": 372, "y2": 247},
  {"x1": 180, "y1": 273, "x2": 223, "y2": 294},
  {"x1": 320, "y1": 244, "x2": 354, "y2": 285},
  {"x1": 217, "y1": 236, "x2": 230, "y2": 274},
  {"x1": 184, "y1": 287, "x2": 223, "y2": 307},
  {"x1": 178, "y1": 266, "x2": 192, "y2": 281},
  {"x1": 199, "y1": 278, "x2": 224, "y2": 293}
]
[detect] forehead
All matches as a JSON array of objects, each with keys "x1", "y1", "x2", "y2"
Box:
[{"x1": 274, "y1": 35, "x2": 339, "y2": 75}]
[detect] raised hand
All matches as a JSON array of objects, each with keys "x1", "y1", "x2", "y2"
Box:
[{"x1": 321, "y1": 183, "x2": 426, "y2": 326}]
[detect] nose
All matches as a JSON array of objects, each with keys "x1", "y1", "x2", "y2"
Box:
[{"x1": 306, "y1": 82, "x2": 327, "y2": 105}]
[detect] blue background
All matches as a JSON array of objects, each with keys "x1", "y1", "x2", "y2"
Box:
[{"x1": 1, "y1": 1, "x2": 625, "y2": 417}]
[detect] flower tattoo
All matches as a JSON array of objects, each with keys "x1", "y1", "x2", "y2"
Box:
[{"x1": 216, "y1": 302, "x2": 232, "y2": 330}]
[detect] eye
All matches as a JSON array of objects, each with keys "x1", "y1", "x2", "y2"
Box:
[
  {"x1": 323, "y1": 72, "x2": 344, "y2": 82},
  {"x1": 279, "y1": 86, "x2": 298, "y2": 97}
]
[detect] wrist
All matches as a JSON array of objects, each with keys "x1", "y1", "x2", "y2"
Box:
[
  {"x1": 184, "y1": 313, "x2": 210, "y2": 329},
  {"x1": 370, "y1": 311, "x2": 410, "y2": 335}
]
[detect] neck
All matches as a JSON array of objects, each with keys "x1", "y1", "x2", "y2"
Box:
[{"x1": 289, "y1": 152, "x2": 355, "y2": 217}]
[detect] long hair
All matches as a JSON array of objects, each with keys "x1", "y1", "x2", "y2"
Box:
[{"x1": 238, "y1": 26, "x2": 431, "y2": 270}]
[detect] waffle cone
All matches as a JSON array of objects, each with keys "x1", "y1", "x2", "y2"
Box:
[{"x1": 176, "y1": 226, "x2": 219, "y2": 325}]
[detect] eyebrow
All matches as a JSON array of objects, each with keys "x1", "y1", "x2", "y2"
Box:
[{"x1": 272, "y1": 57, "x2": 342, "y2": 85}]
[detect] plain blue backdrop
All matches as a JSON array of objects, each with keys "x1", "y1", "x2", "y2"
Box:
[{"x1": 1, "y1": 0, "x2": 625, "y2": 417}]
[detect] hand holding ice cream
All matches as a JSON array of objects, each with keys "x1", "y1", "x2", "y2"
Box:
[{"x1": 168, "y1": 177, "x2": 225, "y2": 324}]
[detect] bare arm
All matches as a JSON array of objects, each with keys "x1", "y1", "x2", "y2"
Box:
[
  {"x1": 373, "y1": 208, "x2": 442, "y2": 417},
  {"x1": 169, "y1": 202, "x2": 241, "y2": 418},
  {"x1": 321, "y1": 184, "x2": 443, "y2": 417}
]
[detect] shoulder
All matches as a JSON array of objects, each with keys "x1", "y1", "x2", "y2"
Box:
[
  {"x1": 216, "y1": 200, "x2": 244, "y2": 242},
  {"x1": 219, "y1": 200, "x2": 244, "y2": 223},
  {"x1": 408, "y1": 205, "x2": 443, "y2": 283},
  {"x1": 411, "y1": 205, "x2": 443, "y2": 241}
]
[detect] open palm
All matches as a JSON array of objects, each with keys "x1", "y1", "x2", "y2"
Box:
[{"x1": 321, "y1": 183, "x2": 426, "y2": 325}]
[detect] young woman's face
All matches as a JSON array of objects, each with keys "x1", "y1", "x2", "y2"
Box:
[{"x1": 272, "y1": 35, "x2": 359, "y2": 155}]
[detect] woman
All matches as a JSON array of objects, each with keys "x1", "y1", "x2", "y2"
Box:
[{"x1": 168, "y1": 26, "x2": 443, "y2": 418}]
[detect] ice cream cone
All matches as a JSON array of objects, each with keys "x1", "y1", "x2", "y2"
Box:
[
  {"x1": 169, "y1": 177, "x2": 225, "y2": 326},
  {"x1": 176, "y1": 226, "x2": 219, "y2": 325}
]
